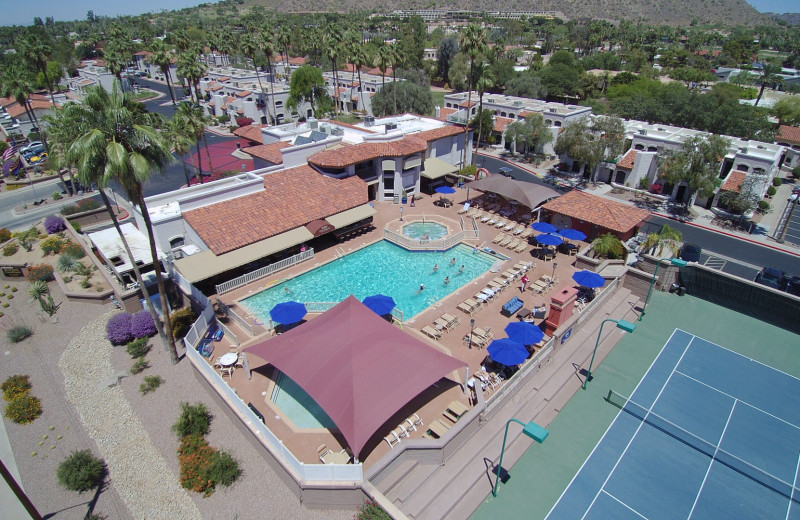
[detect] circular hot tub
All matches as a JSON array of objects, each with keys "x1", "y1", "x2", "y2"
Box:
[{"x1": 402, "y1": 221, "x2": 449, "y2": 241}]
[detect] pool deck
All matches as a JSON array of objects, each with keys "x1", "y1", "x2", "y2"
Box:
[{"x1": 208, "y1": 191, "x2": 596, "y2": 468}]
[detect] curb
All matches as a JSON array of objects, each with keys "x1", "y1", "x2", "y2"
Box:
[{"x1": 652, "y1": 212, "x2": 800, "y2": 258}]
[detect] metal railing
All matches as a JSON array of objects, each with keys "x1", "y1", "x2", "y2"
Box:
[
  {"x1": 215, "y1": 249, "x2": 315, "y2": 295},
  {"x1": 215, "y1": 299, "x2": 255, "y2": 337},
  {"x1": 383, "y1": 228, "x2": 478, "y2": 251},
  {"x1": 484, "y1": 337, "x2": 555, "y2": 416}
]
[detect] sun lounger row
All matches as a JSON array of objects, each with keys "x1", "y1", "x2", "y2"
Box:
[
  {"x1": 384, "y1": 413, "x2": 424, "y2": 448},
  {"x1": 457, "y1": 298, "x2": 483, "y2": 316},
  {"x1": 463, "y1": 326, "x2": 492, "y2": 349}
]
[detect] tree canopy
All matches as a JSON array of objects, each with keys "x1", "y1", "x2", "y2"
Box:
[
  {"x1": 554, "y1": 116, "x2": 626, "y2": 181},
  {"x1": 372, "y1": 81, "x2": 433, "y2": 117},
  {"x1": 287, "y1": 65, "x2": 331, "y2": 119},
  {"x1": 658, "y1": 134, "x2": 731, "y2": 203},
  {"x1": 504, "y1": 113, "x2": 553, "y2": 157}
]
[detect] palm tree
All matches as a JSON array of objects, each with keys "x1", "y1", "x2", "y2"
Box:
[
  {"x1": 591, "y1": 233, "x2": 625, "y2": 260},
  {"x1": 63, "y1": 80, "x2": 179, "y2": 363},
  {"x1": 239, "y1": 33, "x2": 269, "y2": 123},
  {"x1": 103, "y1": 46, "x2": 127, "y2": 82},
  {"x1": 277, "y1": 26, "x2": 292, "y2": 77},
  {"x1": 258, "y1": 27, "x2": 278, "y2": 125},
  {"x1": 755, "y1": 63, "x2": 783, "y2": 107},
  {"x1": 176, "y1": 102, "x2": 214, "y2": 180},
  {"x1": 458, "y1": 23, "x2": 488, "y2": 166},
  {"x1": 375, "y1": 41, "x2": 392, "y2": 114},
  {"x1": 389, "y1": 44, "x2": 400, "y2": 115},
  {"x1": 150, "y1": 40, "x2": 177, "y2": 106},
  {"x1": 323, "y1": 24, "x2": 344, "y2": 117},
  {"x1": 166, "y1": 115, "x2": 196, "y2": 186},
  {"x1": 472, "y1": 61, "x2": 494, "y2": 164},
  {"x1": 177, "y1": 48, "x2": 207, "y2": 104},
  {"x1": 21, "y1": 34, "x2": 57, "y2": 105},
  {"x1": 350, "y1": 43, "x2": 368, "y2": 114},
  {"x1": 640, "y1": 224, "x2": 683, "y2": 257}
]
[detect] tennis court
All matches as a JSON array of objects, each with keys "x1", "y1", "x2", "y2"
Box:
[{"x1": 547, "y1": 328, "x2": 800, "y2": 520}]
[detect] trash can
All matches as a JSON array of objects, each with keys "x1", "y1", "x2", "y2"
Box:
[
  {"x1": 676, "y1": 286, "x2": 687, "y2": 296},
  {"x1": 669, "y1": 283, "x2": 681, "y2": 294},
  {"x1": 393, "y1": 194, "x2": 400, "y2": 204}
]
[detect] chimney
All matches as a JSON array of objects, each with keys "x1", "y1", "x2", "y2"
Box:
[{"x1": 435, "y1": 106, "x2": 441, "y2": 118}]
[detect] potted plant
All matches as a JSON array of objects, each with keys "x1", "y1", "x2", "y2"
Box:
[{"x1": 401, "y1": 189, "x2": 408, "y2": 204}]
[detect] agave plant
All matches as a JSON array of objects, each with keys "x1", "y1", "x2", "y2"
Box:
[
  {"x1": 591, "y1": 233, "x2": 625, "y2": 260},
  {"x1": 57, "y1": 254, "x2": 80, "y2": 273},
  {"x1": 28, "y1": 280, "x2": 49, "y2": 300},
  {"x1": 640, "y1": 224, "x2": 683, "y2": 257}
]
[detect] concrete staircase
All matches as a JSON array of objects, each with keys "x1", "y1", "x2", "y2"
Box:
[{"x1": 374, "y1": 287, "x2": 640, "y2": 520}]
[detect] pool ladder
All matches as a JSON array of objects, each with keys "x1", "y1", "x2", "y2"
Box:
[
  {"x1": 334, "y1": 247, "x2": 346, "y2": 259},
  {"x1": 426, "y1": 296, "x2": 440, "y2": 307}
]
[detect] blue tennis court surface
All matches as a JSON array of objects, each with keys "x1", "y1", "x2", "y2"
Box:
[{"x1": 547, "y1": 329, "x2": 800, "y2": 520}]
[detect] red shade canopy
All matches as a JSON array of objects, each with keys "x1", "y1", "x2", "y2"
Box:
[{"x1": 244, "y1": 295, "x2": 467, "y2": 458}]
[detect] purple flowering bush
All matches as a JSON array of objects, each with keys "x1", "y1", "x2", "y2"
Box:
[
  {"x1": 44, "y1": 216, "x2": 67, "y2": 234},
  {"x1": 130, "y1": 310, "x2": 157, "y2": 339},
  {"x1": 106, "y1": 313, "x2": 133, "y2": 346}
]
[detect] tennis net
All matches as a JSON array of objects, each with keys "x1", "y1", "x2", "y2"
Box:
[{"x1": 606, "y1": 389, "x2": 800, "y2": 502}]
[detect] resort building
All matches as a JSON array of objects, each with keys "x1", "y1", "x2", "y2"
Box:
[
  {"x1": 67, "y1": 59, "x2": 121, "y2": 96},
  {"x1": 322, "y1": 68, "x2": 398, "y2": 115},
  {"x1": 133, "y1": 50, "x2": 179, "y2": 85},
  {"x1": 198, "y1": 66, "x2": 296, "y2": 124},
  {"x1": 0, "y1": 93, "x2": 60, "y2": 138},
  {"x1": 776, "y1": 124, "x2": 800, "y2": 172}
]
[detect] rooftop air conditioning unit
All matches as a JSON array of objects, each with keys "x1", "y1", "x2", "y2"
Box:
[
  {"x1": 639, "y1": 129, "x2": 647, "y2": 135},
  {"x1": 364, "y1": 115, "x2": 375, "y2": 127},
  {"x1": 549, "y1": 108, "x2": 557, "y2": 112},
  {"x1": 308, "y1": 118, "x2": 318, "y2": 129},
  {"x1": 331, "y1": 127, "x2": 344, "y2": 136},
  {"x1": 513, "y1": 101, "x2": 522, "y2": 107},
  {"x1": 320, "y1": 124, "x2": 330, "y2": 134},
  {"x1": 385, "y1": 122, "x2": 398, "y2": 132}
]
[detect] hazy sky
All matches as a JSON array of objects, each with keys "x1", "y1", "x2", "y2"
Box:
[{"x1": 1, "y1": 0, "x2": 797, "y2": 27}]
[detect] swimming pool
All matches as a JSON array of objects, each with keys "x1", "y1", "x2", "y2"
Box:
[
  {"x1": 271, "y1": 371, "x2": 335, "y2": 429},
  {"x1": 241, "y1": 241, "x2": 496, "y2": 320},
  {"x1": 403, "y1": 221, "x2": 448, "y2": 240}
]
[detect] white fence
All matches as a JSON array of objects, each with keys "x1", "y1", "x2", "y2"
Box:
[
  {"x1": 183, "y1": 308, "x2": 363, "y2": 483},
  {"x1": 215, "y1": 249, "x2": 315, "y2": 295},
  {"x1": 184, "y1": 304, "x2": 216, "y2": 348},
  {"x1": 383, "y1": 228, "x2": 478, "y2": 251}
]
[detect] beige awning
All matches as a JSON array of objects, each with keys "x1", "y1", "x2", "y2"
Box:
[
  {"x1": 174, "y1": 227, "x2": 314, "y2": 283},
  {"x1": 326, "y1": 204, "x2": 377, "y2": 229},
  {"x1": 403, "y1": 157, "x2": 422, "y2": 170},
  {"x1": 421, "y1": 157, "x2": 459, "y2": 179}
]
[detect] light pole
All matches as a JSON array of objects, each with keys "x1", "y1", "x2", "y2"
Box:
[
  {"x1": 583, "y1": 318, "x2": 636, "y2": 390},
  {"x1": 551, "y1": 261, "x2": 558, "y2": 281},
  {"x1": 640, "y1": 257, "x2": 688, "y2": 321},
  {"x1": 469, "y1": 318, "x2": 475, "y2": 350},
  {"x1": 492, "y1": 418, "x2": 549, "y2": 497},
  {"x1": 400, "y1": 207, "x2": 404, "y2": 222}
]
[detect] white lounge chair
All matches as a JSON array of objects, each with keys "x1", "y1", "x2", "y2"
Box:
[{"x1": 384, "y1": 430, "x2": 402, "y2": 448}]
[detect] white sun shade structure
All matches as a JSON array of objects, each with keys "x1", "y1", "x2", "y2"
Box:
[{"x1": 88, "y1": 223, "x2": 164, "y2": 281}]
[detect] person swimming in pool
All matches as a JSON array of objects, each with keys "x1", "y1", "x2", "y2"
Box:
[
  {"x1": 450, "y1": 257, "x2": 456, "y2": 266},
  {"x1": 417, "y1": 283, "x2": 425, "y2": 294},
  {"x1": 432, "y1": 264, "x2": 439, "y2": 273},
  {"x1": 284, "y1": 286, "x2": 291, "y2": 294},
  {"x1": 444, "y1": 276, "x2": 450, "y2": 285},
  {"x1": 459, "y1": 265, "x2": 466, "y2": 273}
]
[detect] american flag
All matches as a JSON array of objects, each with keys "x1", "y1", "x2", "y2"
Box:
[{"x1": 3, "y1": 139, "x2": 18, "y2": 162}]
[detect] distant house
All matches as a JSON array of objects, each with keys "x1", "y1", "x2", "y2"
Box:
[
  {"x1": 776, "y1": 125, "x2": 800, "y2": 172},
  {"x1": 0, "y1": 93, "x2": 60, "y2": 138},
  {"x1": 540, "y1": 190, "x2": 650, "y2": 241}
]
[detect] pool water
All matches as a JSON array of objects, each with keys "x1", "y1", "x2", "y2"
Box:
[
  {"x1": 403, "y1": 221, "x2": 448, "y2": 240},
  {"x1": 271, "y1": 372, "x2": 335, "y2": 429},
  {"x1": 241, "y1": 241, "x2": 495, "y2": 320}
]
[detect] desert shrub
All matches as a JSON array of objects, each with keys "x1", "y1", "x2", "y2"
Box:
[
  {"x1": 7, "y1": 325, "x2": 33, "y2": 343},
  {"x1": 2, "y1": 375, "x2": 31, "y2": 401},
  {"x1": 139, "y1": 375, "x2": 163, "y2": 395},
  {"x1": 170, "y1": 307, "x2": 197, "y2": 340},
  {"x1": 177, "y1": 435, "x2": 240, "y2": 496},
  {"x1": 205, "y1": 450, "x2": 241, "y2": 488},
  {"x1": 57, "y1": 450, "x2": 107, "y2": 493},
  {"x1": 70, "y1": 220, "x2": 82, "y2": 234},
  {"x1": 130, "y1": 359, "x2": 149, "y2": 374},
  {"x1": 3, "y1": 243, "x2": 18, "y2": 256},
  {"x1": 356, "y1": 500, "x2": 392, "y2": 520},
  {"x1": 52, "y1": 191, "x2": 62, "y2": 200},
  {"x1": 0, "y1": 228, "x2": 11, "y2": 242},
  {"x1": 61, "y1": 241, "x2": 86, "y2": 259},
  {"x1": 126, "y1": 337, "x2": 151, "y2": 358},
  {"x1": 60, "y1": 199, "x2": 102, "y2": 216},
  {"x1": 57, "y1": 254, "x2": 80, "y2": 272},
  {"x1": 235, "y1": 116, "x2": 253, "y2": 127},
  {"x1": 130, "y1": 310, "x2": 157, "y2": 338},
  {"x1": 773, "y1": 177, "x2": 782, "y2": 187},
  {"x1": 767, "y1": 185, "x2": 777, "y2": 197},
  {"x1": 79, "y1": 278, "x2": 92, "y2": 289},
  {"x1": 40, "y1": 235, "x2": 65, "y2": 256},
  {"x1": 759, "y1": 200, "x2": 771, "y2": 213},
  {"x1": 172, "y1": 402, "x2": 212, "y2": 438},
  {"x1": 44, "y1": 216, "x2": 67, "y2": 234},
  {"x1": 26, "y1": 264, "x2": 54, "y2": 282},
  {"x1": 5, "y1": 394, "x2": 42, "y2": 424},
  {"x1": 106, "y1": 313, "x2": 133, "y2": 345},
  {"x1": 16, "y1": 228, "x2": 38, "y2": 252},
  {"x1": 74, "y1": 263, "x2": 92, "y2": 277}
]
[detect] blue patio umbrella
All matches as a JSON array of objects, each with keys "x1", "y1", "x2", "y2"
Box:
[
  {"x1": 270, "y1": 301, "x2": 308, "y2": 325},
  {"x1": 572, "y1": 270, "x2": 606, "y2": 288},
  {"x1": 362, "y1": 294, "x2": 396, "y2": 316},
  {"x1": 559, "y1": 228, "x2": 587, "y2": 241},
  {"x1": 435, "y1": 185, "x2": 457, "y2": 194},
  {"x1": 535, "y1": 233, "x2": 564, "y2": 246},
  {"x1": 488, "y1": 338, "x2": 529, "y2": 366},
  {"x1": 504, "y1": 322, "x2": 545, "y2": 346},
  {"x1": 532, "y1": 222, "x2": 559, "y2": 233}
]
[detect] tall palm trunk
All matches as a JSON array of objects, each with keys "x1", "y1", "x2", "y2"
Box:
[
  {"x1": 252, "y1": 61, "x2": 269, "y2": 124},
  {"x1": 473, "y1": 91, "x2": 485, "y2": 165},
  {"x1": 392, "y1": 67, "x2": 397, "y2": 115},
  {"x1": 43, "y1": 69, "x2": 56, "y2": 106},
  {"x1": 462, "y1": 60, "x2": 474, "y2": 167},
  {"x1": 180, "y1": 152, "x2": 192, "y2": 186},
  {"x1": 267, "y1": 57, "x2": 277, "y2": 125},
  {"x1": 98, "y1": 189, "x2": 170, "y2": 351},
  {"x1": 194, "y1": 142, "x2": 204, "y2": 184},
  {"x1": 136, "y1": 193, "x2": 178, "y2": 364},
  {"x1": 357, "y1": 67, "x2": 365, "y2": 113},
  {"x1": 202, "y1": 132, "x2": 215, "y2": 177},
  {"x1": 163, "y1": 69, "x2": 176, "y2": 106},
  {"x1": 332, "y1": 62, "x2": 339, "y2": 117}
]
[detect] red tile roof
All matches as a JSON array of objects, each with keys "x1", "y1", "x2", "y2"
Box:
[
  {"x1": 226, "y1": 96, "x2": 236, "y2": 104},
  {"x1": 720, "y1": 170, "x2": 747, "y2": 193},
  {"x1": 350, "y1": 81, "x2": 360, "y2": 87},
  {"x1": 459, "y1": 100, "x2": 476, "y2": 108},
  {"x1": 208, "y1": 101, "x2": 216, "y2": 107},
  {"x1": 210, "y1": 84, "x2": 223, "y2": 91},
  {"x1": 308, "y1": 137, "x2": 427, "y2": 169},
  {"x1": 493, "y1": 116, "x2": 513, "y2": 133},
  {"x1": 414, "y1": 125, "x2": 463, "y2": 141},
  {"x1": 519, "y1": 110, "x2": 535, "y2": 118},
  {"x1": 777, "y1": 125, "x2": 800, "y2": 145},
  {"x1": 342, "y1": 64, "x2": 357, "y2": 73},
  {"x1": 436, "y1": 107, "x2": 457, "y2": 122},
  {"x1": 236, "y1": 90, "x2": 253, "y2": 98},
  {"x1": 617, "y1": 149, "x2": 637, "y2": 170},
  {"x1": 242, "y1": 141, "x2": 291, "y2": 163},
  {"x1": 288, "y1": 57, "x2": 307, "y2": 66},
  {"x1": 320, "y1": 120, "x2": 376, "y2": 133},
  {"x1": 6, "y1": 100, "x2": 58, "y2": 118},
  {"x1": 217, "y1": 76, "x2": 231, "y2": 82},
  {"x1": 542, "y1": 190, "x2": 650, "y2": 234},
  {"x1": 233, "y1": 124, "x2": 268, "y2": 143},
  {"x1": 183, "y1": 165, "x2": 367, "y2": 254}
]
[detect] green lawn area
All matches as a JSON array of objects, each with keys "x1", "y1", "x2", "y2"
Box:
[{"x1": 431, "y1": 91, "x2": 445, "y2": 115}]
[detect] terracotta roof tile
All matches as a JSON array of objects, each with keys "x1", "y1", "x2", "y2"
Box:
[
  {"x1": 208, "y1": 101, "x2": 215, "y2": 107},
  {"x1": 211, "y1": 84, "x2": 223, "y2": 91},
  {"x1": 720, "y1": 170, "x2": 747, "y2": 193},
  {"x1": 493, "y1": 116, "x2": 513, "y2": 133},
  {"x1": 414, "y1": 125, "x2": 463, "y2": 141},
  {"x1": 242, "y1": 141, "x2": 291, "y2": 163},
  {"x1": 221, "y1": 105, "x2": 227, "y2": 110},
  {"x1": 617, "y1": 149, "x2": 637, "y2": 169},
  {"x1": 236, "y1": 90, "x2": 253, "y2": 98},
  {"x1": 519, "y1": 110, "x2": 535, "y2": 118},
  {"x1": 459, "y1": 100, "x2": 476, "y2": 108},
  {"x1": 217, "y1": 76, "x2": 231, "y2": 82},
  {"x1": 350, "y1": 81, "x2": 360, "y2": 87},
  {"x1": 183, "y1": 165, "x2": 367, "y2": 254},
  {"x1": 777, "y1": 125, "x2": 800, "y2": 144},
  {"x1": 542, "y1": 190, "x2": 650, "y2": 234},
  {"x1": 226, "y1": 96, "x2": 236, "y2": 104},
  {"x1": 342, "y1": 64, "x2": 357, "y2": 73},
  {"x1": 6, "y1": 100, "x2": 58, "y2": 118},
  {"x1": 320, "y1": 120, "x2": 376, "y2": 133},
  {"x1": 436, "y1": 107, "x2": 457, "y2": 122},
  {"x1": 308, "y1": 136, "x2": 427, "y2": 169},
  {"x1": 289, "y1": 56, "x2": 307, "y2": 65},
  {"x1": 233, "y1": 124, "x2": 268, "y2": 143}
]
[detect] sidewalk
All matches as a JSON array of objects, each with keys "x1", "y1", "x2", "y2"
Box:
[{"x1": 477, "y1": 149, "x2": 800, "y2": 258}]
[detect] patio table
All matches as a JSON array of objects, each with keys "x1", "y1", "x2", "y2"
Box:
[
  {"x1": 321, "y1": 450, "x2": 351, "y2": 464},
  {"x1": 447, "y1": 400, "x2": 469, "y2": 418},
  {"x1": 219, "y1": 352, "x2": 238, "y2": 367}
]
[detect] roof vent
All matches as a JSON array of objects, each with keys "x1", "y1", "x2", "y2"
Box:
[
  {"x1": 385, "y1": 122, "x2": 398, "y2": 132},
  {"x1": 364, "y1": 115, "x2": 375, "y2": 127},
  {"x1": 639, "y1": 129, "x2": 647, "y2": 135},
  {"x1": 331, "y1": 127, "x2": 344, "y2": 136}
]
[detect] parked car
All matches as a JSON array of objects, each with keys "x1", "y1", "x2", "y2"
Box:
[
  {"x1": 754, "y1": 267, "x2": 788, "y2": 291},
  {"x1": 135, "y1": 71, "x2": 147, "y2": 77},
  {"x1": 29, "y1": 152, "x2": 48, "y2": 164},
  {"x1": 22, "y1": 146, "x2": 46, "y2": 160},
  {"x1": 786, "y1": 276, "x2": 800, "y2": 297},
  {"x1": 21, "y1": 141, "x2": 43, "y2": 153},
  {"x1": 679, "y1": 243, "x2": 702, "y2": 263}
]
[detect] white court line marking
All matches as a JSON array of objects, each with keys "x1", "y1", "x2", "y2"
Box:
[
  {"x1": 544, "y1": 329, "x2": 686, "y2": 519},
  {"x1": 579, "y1": 336, "x2": 697, "y2": 520},
  {"x1": 785, "y1": 450, "x2": 800, "y2": 520},
  {"x1": 688, "y1": 400, "x2": 737, "y2": 518},
  {"x1": 601, "y1": 490, "x2": 649, "y2": 519},
  {"x1": 675, "y1": 370, "x2": 800, "y2": 431}
]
